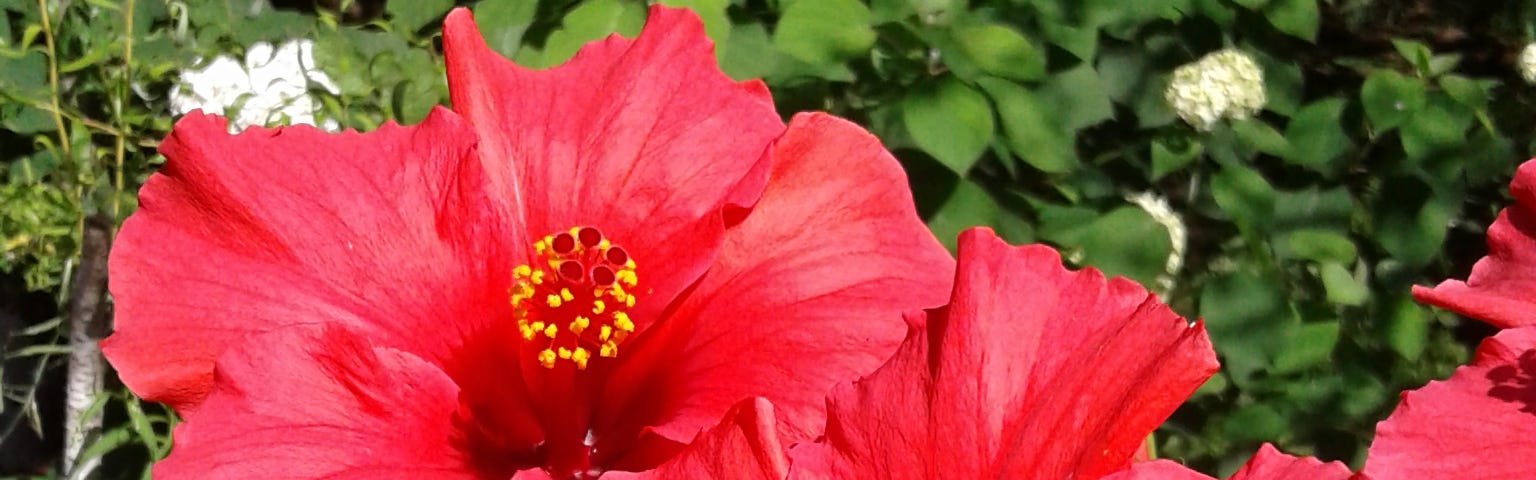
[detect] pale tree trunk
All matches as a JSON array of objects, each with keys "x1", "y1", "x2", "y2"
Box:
[{"x1": 62, "y1": 217, "x2": 111, "y2": 480}]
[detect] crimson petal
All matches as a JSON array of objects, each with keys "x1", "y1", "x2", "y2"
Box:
[
  {"x1": 1360, "y1": 327, "x2": 1536, "y2": 479},
  {"x1": 601, "y1": 398, "x2": 788, "y2": 480},
  {"x1": 442, "y1": 6, "x2": 784, "y2": 329},
  {"x1": 787, "y1": 228, "x2": 1218, "y2": 479},
  {"x1": 100, "y1": 108, "x2": 518, "y2": 414},
  {"x1": 153, "y1": 324, "x2": 480, "y2": 479},
  {"x1": 1103, "y1": 444, "x2": 1353, "y2": 480},
  {"x1": 1413, "y1": 159, "x2": 1536, "y2": 329},
  {"x1": 594, "y1": 113, "x2": 954, "y2": 464}
]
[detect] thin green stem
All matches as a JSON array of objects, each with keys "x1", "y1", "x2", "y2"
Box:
[{"x1": 36, "y1": 0, "x2": 70, "y2": 156}]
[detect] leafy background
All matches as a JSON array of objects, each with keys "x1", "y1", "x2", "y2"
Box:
[{"x1": 0, "y1": 0, "x2": 1529, "y2": 477}]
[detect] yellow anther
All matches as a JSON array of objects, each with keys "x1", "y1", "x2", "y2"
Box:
[
  {"x1": 546, "y1": 294, "x2": 562, "y2": 308},
  {"x1": 592, "y1": 300, "x2": 606, "y2": 315},
  {"x1": 518, "y1": 322, "x2": 536, "y2": 340},
  {"x1": 531, "y1": 270, "x2": 545, "y2": 285},
  {"x1": 625, "y1": 259, "x2": 636, "y2": 269},
  {"x1": 599, "y1": 341, "x2": 618, "y2": 358},
  {"x1": 570, "y1": 316, "x2": 590, "y2": 334},
  {"x1": 599, "y1": 325, "x2": 613, "y2": 342},
  {"x1": 614, "y1": 312, "x2": 634, "y2": 332},
  {"x1": 538, "y1": 349, "x2": 557, "y2": 369},
  {"x1": 535, "y1": 240, "x2": 547, "y2": 255},
  {"x1": 514, "y1": 265, "x2": 532, "y2": 277},
  {"x1": 543, "y1": 323, "x2": 558, "y2": 338},
  {"x1": 558, "y1": 347, "x2": 573, "y2": 360},
  {"x1": 625, "y1": 295, "x2": 635, "y2": 308},
  {"x1": 572, "y1": 347, "x2": 591, "y2": 369},
  {"x1": 617, "y1": 269, "x2": 637, "y2": 287},
  {"x1": 560, "y1": 288, "x2": 574, "y2": 302},
  {"x1": 531, "y1": 321, "x2": 546, "y2": 332},
  {"x1": 598, "y1": 239, "x2": 611, "y2": 250}
]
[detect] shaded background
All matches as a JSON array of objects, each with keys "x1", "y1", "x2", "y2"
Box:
[{"x1": 1, "y1": 0, "x2": 1531, "y2": 477}]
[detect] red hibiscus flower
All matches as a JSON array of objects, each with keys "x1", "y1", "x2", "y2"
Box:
[
  {"x1": 100, "y1": 6, "x2": 953, "y2": 478},
  {"x1": 1413, "y1": 158, "x2": 1536, "y2": 329},
  {"x1": 772, "y1": 228, "x2": 1220, "y2": 479},
  {"x1": 1356, "y1": 326, "x2": 1536, "y2": 479},
  {"x1": 1106, "y1": 444, "x2": 1353, "y2": 480}
]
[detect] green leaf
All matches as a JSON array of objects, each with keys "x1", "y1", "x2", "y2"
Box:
[
  {"x1": 533, "y1": 0, "x2": 648, "y2": 67},
  {"x1": 1073, "y1": 206, "x2": 1174, "y2": 286},
  {"x1": 1360, "y1": 70, "x2": 1425, "y2": 131},
  {"x1": 773, "y1": 0, "x2": 875, "y2": 67},
  {"x1": 718, "y1": 22, "x2": 779, "y2": 81},
  {"x1": 1400, "y1": 95, "x2": 1473, "y2": 161},
  {"x1": 1151, "y1": 137, "x2": 1202, "y2": 180},
  {"x1": 1211, "y1": 164, "x2": 1276, "y2": 231},
  {"x1": 926, "y1": 179, "x2": 1001, "y2": 251},
  {"x1": 1282, "y1": 98, "x2": 1351, "y2": 173},
  {"x1": 1374, "y1": 178, "x2": 1450, "y2": 266},
  {"x1": 977, "y1": 78, "x2": 1076, "y2": 174},
  {"x1": 1265, "y1": 0, "x2": 1319, "y2": 41},
  {"x1": 472, "y1": 0, "x2": 540, "y2": 57},
  {"x1": 1037, "y1": 62, "x2": 1115, "y2": 132},
  {"x1": 952, "y1": 23, "x2": 1045, "y2": 81},
  {"x1": 902, "y1": 77, "x2": 995, "y2": 174},
  {"x1": 388, "y1": 0, "x2": 453, "y2": 33},
  {"x1": 1201, "y1": 268, "x2": 1293, "y2": 380},
  {"x1": 1284, "y1": 229, "x2": 1357, "y2": 264},
  {"x1": 1438, "y1": 74, "x2": 1491, "y2": 110},
  {"x1": 1273, "y1": 321, "x2": 1341, "y2": 373},
  {"x1": 1384, "y1": 297, "x2": 1429, "y2": 360},
  {"x1": 1319, "y1": 261, "x2": 1368, "y2": 306},
  {"x1": 1231, "y1": 118, "x2": 1292, "y2": 158},
  {"x1": 659, "y1": 0, "x2": 731, "y2": 43}
]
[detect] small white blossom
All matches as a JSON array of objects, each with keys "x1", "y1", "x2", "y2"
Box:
[
  {"x1": 1125, "y1": 191, "x2": 1186, "y2": 300},
  {"x1": 1165, "y1": 48, "x2": 1266, "y2": 131},
  {"x1": 1519, "y1": 43, "x2": 1536, "y2": 84},
  {"x1": 170, "y1": 39, "x2": 339, "y2": 133}
]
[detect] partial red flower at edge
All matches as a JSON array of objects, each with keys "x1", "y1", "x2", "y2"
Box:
[
  {"x1": 1103, "y1": 444, "x2": 1352, "y2": 480},
  {"x1": 101, "y1": 6, "x2": 953, "y2": 479},
  {"x1": 1357, "y1": 326, "x2": 1536, "y2": 479},
  {"x1": 784, "y1": 228, "x2": 1219, "y2": 479},
  {"x1": 1413, "y1": 158, "x2": 1536, "y2": 329}
]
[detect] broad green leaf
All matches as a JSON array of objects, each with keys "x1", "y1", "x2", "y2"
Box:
[
  {"x1": 1384, "y1": 297, "x2": 1429, "y2": 360},
  {"x1": 1074, "y1": 206, "x2": 1173, "y2": 286},
  {"x1": 1282, "y1": 98, "x2": 1350, "y2": 172},
  {"x1": 952, "y1": 23, "x2": 1045, "y2": 81},
  {"x1": 1319, "y1": 261, "x2": 1368, "y2": 306},
  {"x1": 388, "y1": 0, "x2": 453, "y2": 33},
  {"x1": 1231, "y1": 118, "x2": 1292, "y2": 158},
  {"x1": 1400, "y1": 95, "x2": 1472, "y2": 161},
  {"x1": 1201, "y1": 268, "x2": 1293, "y2": 381},
  {"x1": 659, "y1": 0, "x2": 731, "y2": 43},
  {"x1": 977, "y1": 78, "x2": 1076, "y2": 174},
  {"x1": 773, "y1": 0, "x2": 874, "y2": 67},
  {"x1": 926, "y1": 179, "x2": 1001, "y2": 251},
  {"x1": 1438, "y1": 74, "x2": 1491, "y2": 110},
  {"x1": 1211, "y1": 164, "x2": 1276, "y2": 231},
  {"x1": 902, "y1": 77, "x2": 995, "y2": 174},
  {"x1": 472, "y1": 0, "x2": 540, "y2": 57},
  {"x1": 718, "y1": 22, "x2": 778, "y2": 81},
  {"x1": 1151, "y1": 137, "x2": 1202, "y2": 180},
  {"x1": 1374, "y1": 178, "x2": 1449, "y2": 266},
  {"x1": 534, "y1": 0, "x2": 648, "y2": 67},
  {"x1": 1284, "y1": 229, "x2": 1357, "y2": 264},
  {"x1": 1360, "y1": 70, "x2": 1425, "y2": 131},
  {"x1": 1274, "y1": 321, "x2": 1341, "y2": 372},
  {"x1": 1037, "y1": 62, "x2": 1114, "y2": 132},
  {"x1": 1265, "y1": 0, "x2": 1319, "y2": 41}
]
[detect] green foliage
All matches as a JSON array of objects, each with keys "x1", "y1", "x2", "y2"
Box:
[{"x1": 2, "y1": 0, "x2": 1532, "y2": 477}]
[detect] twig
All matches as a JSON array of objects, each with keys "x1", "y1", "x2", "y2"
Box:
[{"x1": 62, "y1": 216, "x2": 111, "y2": 480}]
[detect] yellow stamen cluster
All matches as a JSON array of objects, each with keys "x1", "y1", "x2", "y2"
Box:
[{"x1": 509, "y1": 227, "x2": 640, "y2": 370}]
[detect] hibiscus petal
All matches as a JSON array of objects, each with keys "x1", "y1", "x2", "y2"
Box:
[
  {"x1": 594, "y1": 113, "x2": 954, "y2": 463},
  {"x1": 788, "y1": 228, "x2": 1218, "y2": 479},
  {"x1": 441, "y1": 6, "x2": 784, "y2": 324},
  {"x1": 1102, "y1": 445, "x2": 1352, "y2": 480},
  {"x1": 602, "y1": 398, "x2": 788, "y2": 480},
  {"x1": 153, "y1": 323, "x2": 480, "y2": 479},
  {"x1": 1413, "y1": 159, "x2": 1536, "y2": 329},
  {"x1": 101, "y1": 108, "x2": 521, "y2": 413},
  {"x1": 1361, "y1": 327, "x2": 1536, "y2": 479}
]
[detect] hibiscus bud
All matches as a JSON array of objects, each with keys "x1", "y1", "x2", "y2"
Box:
[{"x1": 1164, "y1": 48, "x2": 1267, "y2": 131}]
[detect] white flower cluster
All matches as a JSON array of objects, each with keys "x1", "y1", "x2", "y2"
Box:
[
  {"x1": 169, "y1": 39, "x2": 339, "y2": 133},
  {"x1": 1519, "y1": 43, "x2": 1536, "y2": 84},
  {"x1": 1164, "y1": 49, "x2": 1266, "y2": 131},
  {"x1": 1125, "y1": 191, "x2": 1186, "y2": 299}
]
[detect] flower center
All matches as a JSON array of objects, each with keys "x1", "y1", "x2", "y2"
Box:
[{"x1": 510, "y1": 226, "x2": 638, "y2": 370}]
